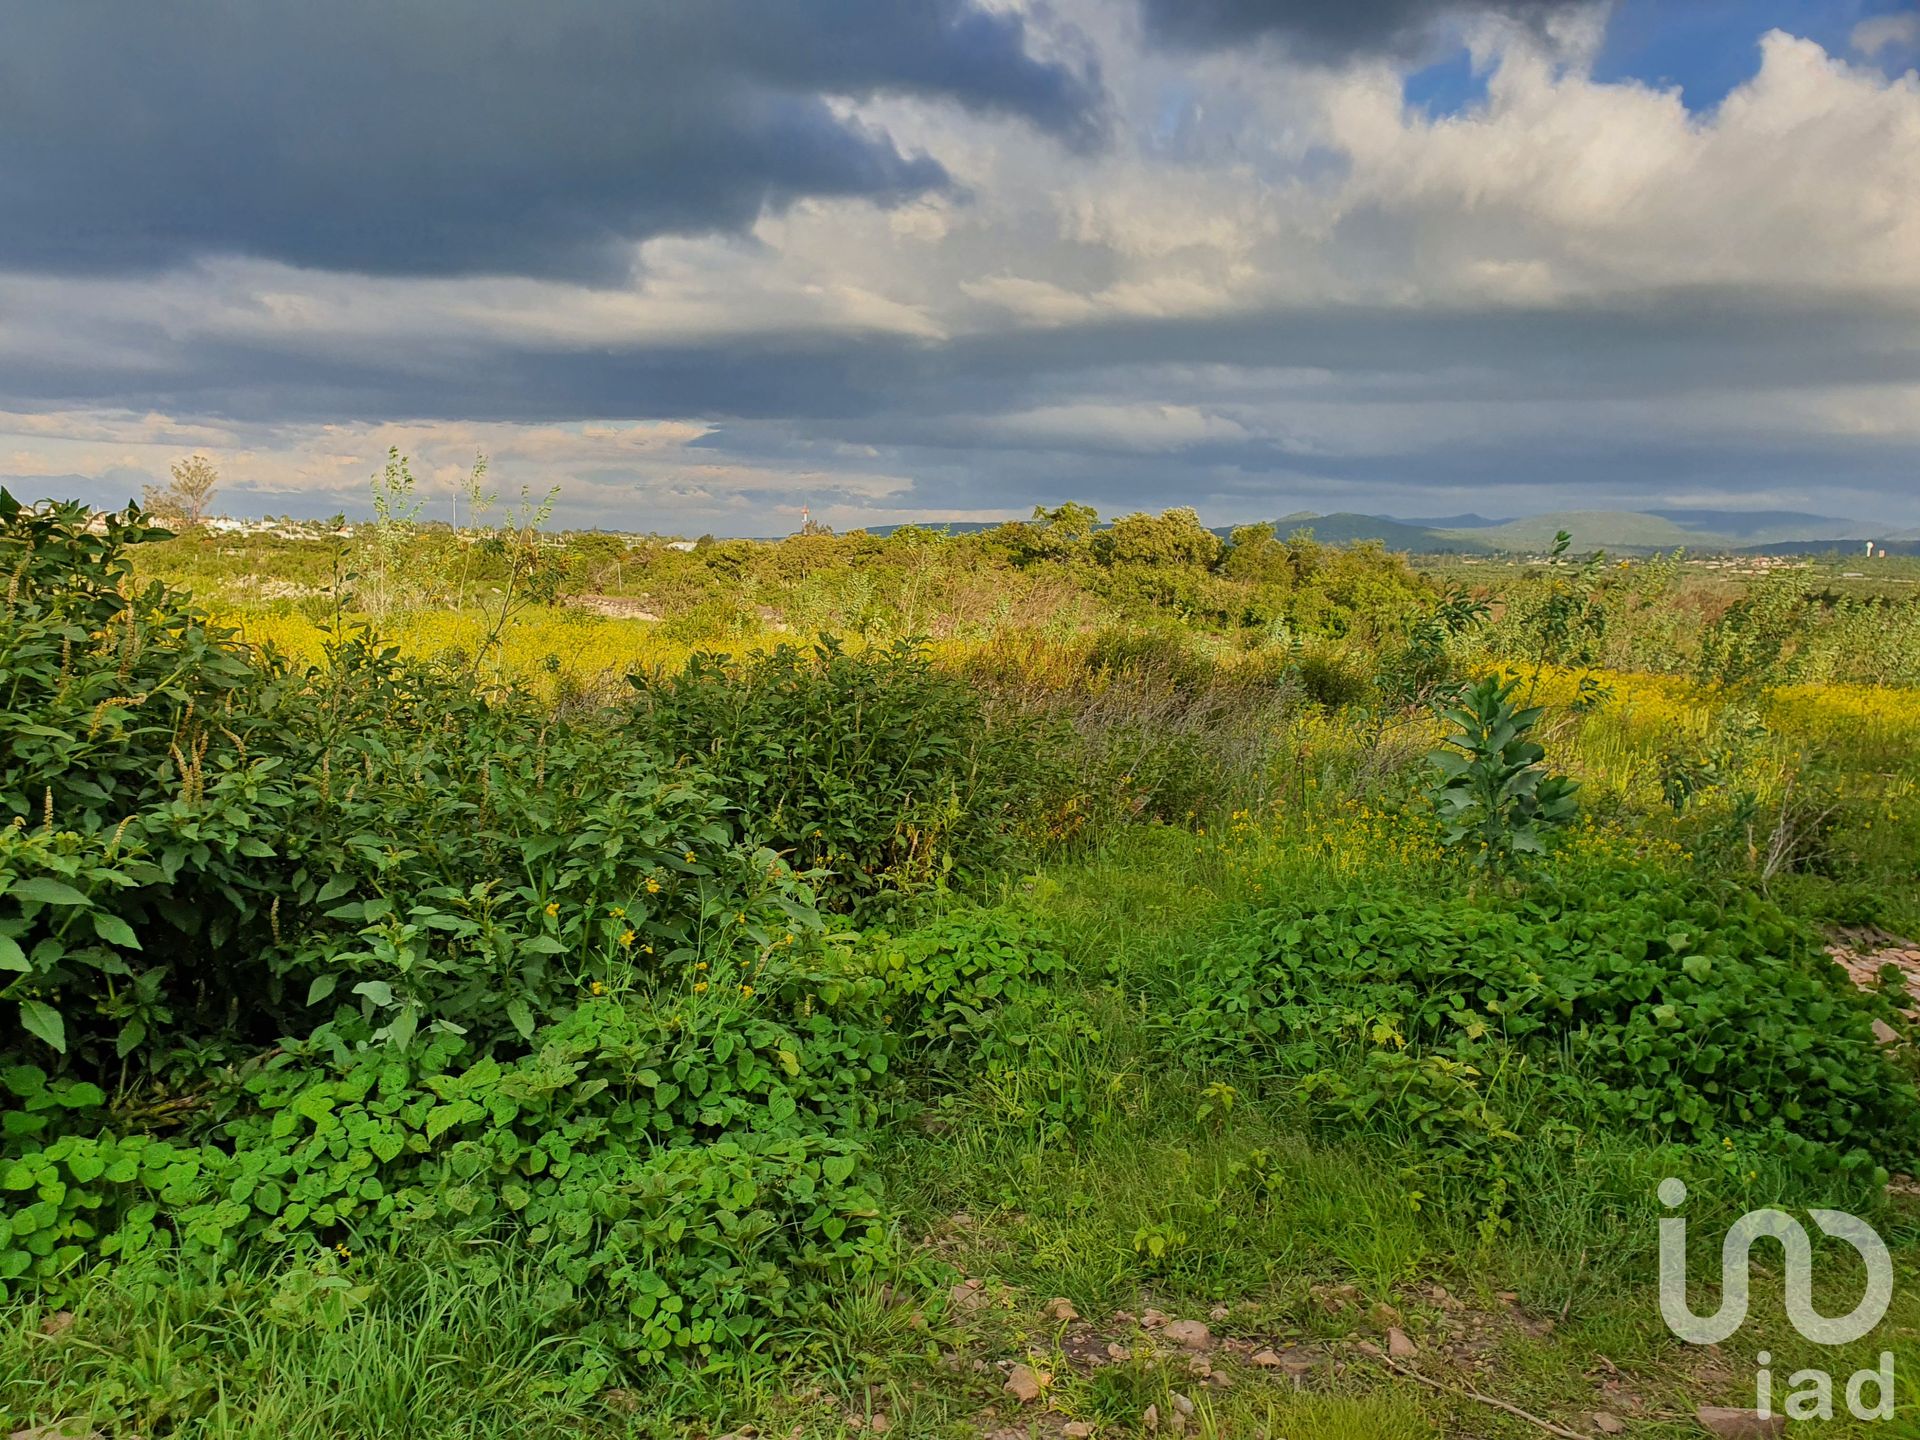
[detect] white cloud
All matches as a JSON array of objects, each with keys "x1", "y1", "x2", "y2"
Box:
[
  {"x1": 1852, "y1": 13, "x2": 1920, "y2": 59},
  {"x1": 990, "y1": 402, "x2": 1249, "y2": 450}
]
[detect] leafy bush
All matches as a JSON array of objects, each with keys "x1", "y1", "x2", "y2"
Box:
[
  {"x1": 632, "y1": 639, "x2": 1048, "y2": 908},
  {"x1": 1, "y1": 494, "x2": 298, "y2": 1067},
  {"x1": 858, "y1": 904, "x2": 1063, "y2": 1059},
  {"x1": 1425, "y1": 672, "x2": 1579, "y2": 870},
  {"x1": 1182, "y1": 867, "x2": 1920, "y2": 1177}
]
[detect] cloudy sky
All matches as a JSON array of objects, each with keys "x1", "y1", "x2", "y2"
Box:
[{"x1": 2, "y1": 0, "x2": 1918, "y2": 533}]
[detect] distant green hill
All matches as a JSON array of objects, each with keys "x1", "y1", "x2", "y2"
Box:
[
  {"x1": 1435, "y1": 510, "x2": 1704, "y2": 552},
  {"x1": 825, "y1": 507, "x2": 1899, "y2": 556}
]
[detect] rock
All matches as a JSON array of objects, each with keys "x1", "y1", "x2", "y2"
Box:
[
  {"x1": 10, "y1": 1426, "x2": 100, "y2": 1440},
  {"x1": 1162, "y1": 1320, "x2": 1213, "y2": 1350},
  {"x1": 1106, "y1": 1342, "x2": 1132, "y2": 1362},
  {"x1": 1387, "y1": 1327, "x2": 1417, "y2": 1359},
  {"x1": 1250, "y1": 1348, "x2": 1285, "y2": 1368},
  {"x1": 38, "y1": 1312, "x2": 75, "y2": 1338},
  {"x1": 1590, "y1": 1414, "x2": 1625, "y2": 1435},
  {"x1": 1696, "y1": 1407, "x2": 1784, "y2": 1439},
  {"x1": 1873, "y1": 1018, "x2": 1900, "y2": 1045},
  {"x1": 1063, "y1": 1425, "x2": 1094, "y2": 1438},
  {"x1": 1142, "y1": 1404, "x2": 1160, "y2": 1432},
  {"x1": 1185, "y1": 1356, "x2": 1212, "y2": 1378},
  {"x1": 951, "y1": 1279, "x2": 988, "y2": 1311},
  {"x1": 1370, "y1": 1302, "x2": 1402, "y2": 1327},
  {"x1": 1208, "y1": 1304, "x2": 1230, "y2": 1321},
  {"x1": 1046, "y1": 1296, "x2": 1080, "y2": 1322},
  {"x1": 1141, "y1": 1307, "x2": 1172, "y2": 1328},
  {"x1": 1351, "y1": 1339, "x2": 1383, "y2": 1357},
  {"x1": 870, "y1": 1415, "x2": 891, "y2": 1434},
  {"x1": 1005, "y1": 1364, "x2": 1046, "y2": 1404},
  {"x1": 1170, "y1": 1393, "x2": 1196, "y2": 1418}
]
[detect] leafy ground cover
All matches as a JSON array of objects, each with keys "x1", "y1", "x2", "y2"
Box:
[{"x1": 5, "y1": 492, "x2": 1920, "y2": 1437}]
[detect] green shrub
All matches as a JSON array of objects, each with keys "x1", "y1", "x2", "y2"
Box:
[
  {"x1": 1182, "y1": 867, "x2": 1920, "y2": 1177},
  {"x1": 1291, "y1": 644, "x2": 1374, "y2": 709},
  {"x1": 632, "y1": 639, "x2": 1047, "y2": 908},
  {"x1": 858, "y1": 904, "x2": 1063, "y2": 1058},
  {"x1": 1425, "y1": 672, "x2": 1579, "y2": 870}
]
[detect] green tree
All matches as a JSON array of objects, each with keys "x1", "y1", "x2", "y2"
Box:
[{"x1": 141, "y1": 453, "x2": 219, "y2": 529}]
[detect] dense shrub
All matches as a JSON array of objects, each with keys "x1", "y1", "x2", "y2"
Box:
[
  {"x1": 1182, "y1": 865, "x2": 1920, "y2": 1177},
  {"x1": 632, "y1": 639, "x2": 1051, "y2": 908},
  {"x1": 2, "y1": 494, "x2": 1102, "y2": 1374},
  {"x1": 858, "y1": 903, "x2": 1064, "y2": 1060}
]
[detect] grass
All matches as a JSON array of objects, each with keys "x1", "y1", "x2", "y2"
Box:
[
  {"x1": 8, "y1": 520, "x2": 1920, "y2": 1438},
  {"x1": 7, "y1": 826, "x2": 1920, "y2": 1436}
]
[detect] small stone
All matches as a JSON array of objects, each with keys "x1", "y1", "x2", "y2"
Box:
[
  {"x1": 1250, "y1": 1348, "x2": 1285, "y2": 1368},
  {"x1": 951, "y1": 1279, "x2": 988, "y2": 1311},
  {"x1": 1185, "y1": 1356, "x2": 1212, "y2": 1378},
  {"x1": 1141, "y1": 1307, "x2": 1172, "y2": 1328},
  {"x1": 1696, "y1": 1406, "x2": 1785, "y2": 1439},
  {"x1": 870, "y1": 1415, "x2": 891, "y2": 1434},
  {"x1": 1005, "y1": 1364, "x2": 1046, "y2": 1404},
  {"x1": 1142, "y1": 1404, "x2": 1160, "y2": 1432},
  {"x1": 1111, "y1": 1310, "x2": 1138, "y2": 1327},
  {"x1": 1106, "y1": 1342, "x2": 1132, "y2": 1362},
  {"x1": 1590, "y1": 1414, "x2": 1625, "y2": 1436},
  {"x1": 1063, "y1": 1425, "x2": 1094, "y2": 1439},
  {"x1": 1873, "y1": 1018, "x2": 1900, "y2": 1045},
  {"x1": 1169, "y1": 1393, "x2": 1195, "y2": 1418},
  {"x1": 1208, "y1": 1304, "x2": 1230, "y2": 1321},
  {"x1": 9, "y1": 1426, "x2": 100, "y2": 1440},
  {"x1": 1162, "y1": 1320, "x2": 1213, "y2": 1350},
  {"x1": 38, "y1": 1312, "x2": 75, "y2": 1338},
  {"x1": 1387, "y1": 1327, "x2": 1417, "y2": 1359},
  {"x1": 1046, "y1": 1296, "x2": 1080, "y2": 1322},
  {"x1": 1370, "y1": 1302, "x2": 1402, "y2": 1328},
  {"x1": 1351, "y1": 1339, "x2": 1382, "y2": 1357},
  {"x1": 1498, "y1": 1290, "x2": 1519, "y2": 1304}
]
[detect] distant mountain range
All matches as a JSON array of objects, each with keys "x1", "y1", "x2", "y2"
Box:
[
  {"x1": 1263, "y1": 509, "x2": 1916, "y2": 555},
  {"x1": 863, "y1": 508, "x2": 1917, "y2": 555}
]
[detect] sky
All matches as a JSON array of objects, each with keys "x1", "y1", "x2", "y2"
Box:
[{"x1": 1, "y1": 0, "x2": 1918, "y2": 535}]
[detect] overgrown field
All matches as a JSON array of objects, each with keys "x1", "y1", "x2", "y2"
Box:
[{"x1": 6, "y1": 489, "x2": 1920, "y2": 1437}]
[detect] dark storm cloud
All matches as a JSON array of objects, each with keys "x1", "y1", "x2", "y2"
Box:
[
  {"x1": 0, "y1": 0, "x2": 1102, "y2": 280},
  {"x1": 1136, "y1": 0, "x2": 1594, "y2": 61},
  {"x1": 14, "y1": 286, "x2": 1907, "y2": 426}
]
